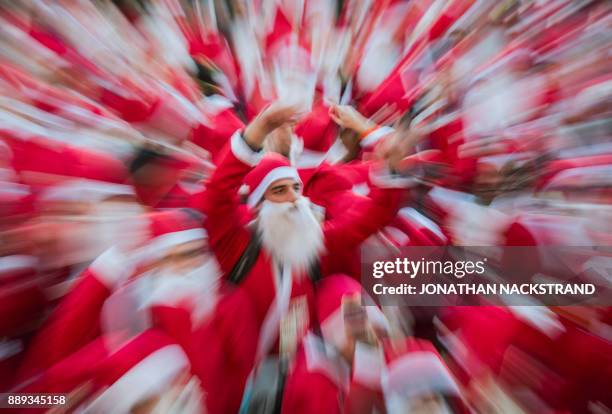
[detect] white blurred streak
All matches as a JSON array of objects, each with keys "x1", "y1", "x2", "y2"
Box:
[{"x1": 194, "y1": 0, "x2": 218, "y2": 33}]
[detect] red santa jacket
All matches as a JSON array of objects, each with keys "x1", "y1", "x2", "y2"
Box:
[
  {"x1": 282, "y1": 333, "x2": 389, "y2": 414},
  {"x1": 198, "y1": 133, "x2": 409, "y2": 358}
]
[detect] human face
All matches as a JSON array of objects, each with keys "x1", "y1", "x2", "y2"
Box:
[{"x1": 263, "y1": 178, "x2": 302, "y2": 204}]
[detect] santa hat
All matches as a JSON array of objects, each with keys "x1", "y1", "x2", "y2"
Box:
[
  {"x1": 292, "y1": 103, "x2": 337, "y2": 168},
  {"x1": 537, "y1": 155, "x2": 612, "y2": 189},
  {"x1": 540, "y1": 165, "x2": 612, "y2": 191},
  {"x1": 133, "y1": 209, "x2": 206, "y2": 264},
  {"x1": 316, "y1": 275, "x2": 389, "y2": 352},
  {"x1": 243, "y1": 153, "x2": 301, "y2": 208},
  {"x1": 67, "y1": 147, "x2": 128, "y2": 184},
  {"x1": 38, "y1": 179, "x2": 134, "y2": 204},
  {"x1": 87, "y1": 330, "x2": 191, "y2": 413},
  {"x1": 382, "y1": 338, "x2": 465, "y2": 413}
]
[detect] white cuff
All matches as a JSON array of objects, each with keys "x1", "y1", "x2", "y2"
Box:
[
  {"x1": 361, "y1": 126, "x2": 394, "y2": 148},
  {"x1": 230, "y1": 130, "x2": 264, "y2": 167},
  {"x1": 90, "y1": 247, "x2": 131, "y2": 290},
  {"x1": 352, "y1": 342, "x2": 384, "y2": 389},
  {"x1": 86, "y1": 345, "x2": 190, "y2": 413},
  {"x1": 369, "y1": 165, "x2": 419, "y2": 189}
]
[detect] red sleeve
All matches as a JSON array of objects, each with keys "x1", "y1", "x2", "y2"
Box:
[
  {"x1": 323, "y1": 184, "x2": 406, "y2": 256},
  {"x1": 150, "y1": 305, "x2": 193, "y2": 351},
  {"x1": 17, "y1": 270, "x2": 111, "y2": 381},
  {"x1": 200, "y1": 132, "x2": 256, "y2": 275}
]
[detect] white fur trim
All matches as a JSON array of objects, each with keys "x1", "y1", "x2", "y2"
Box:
[
  {"x1": 293, "y1": 149, "x2": 328, "y2": 169},
  {"x1": 325, "y1": 139, "x2": 350, "y2": 164},
  {"x1": 352, "y1": 183, "x2": 371, "y2": 196},
  {"x1": 361, "y1": 126, "x2": 395, "y2": 148},
  {"x1": 507, "y1": 306, "x2": 565, "y2": 339},
  {"x1": 255, "y1": 263, "x2": 293, "y2": 362},
  {"x1": 230, "y1": 130, "x2": 264, "y2": 167},
  {"x1": 133, "y1": 228, "x2": 206, "y2": 265},
  {"x1": 369, "y1": 165, "x2": 418, "y2": 189},
  {"x1": 320, "y1": 308, "x2": 348, "y2": 350},
  {"x1": 383, "y1": 351, "x2": 460, "y2": 400},
  {"x1": 427, "y1": 187, "x2": 476, "y2": 207},
  {"x1": 384, "y1": 226, "x2": 411, "y2": 246},
  {"x1": 352, "y1": 343, "x2": 385, "y2": 389},
  {"x1": 203, "y1": 94, "x2": 234, "y2": 115},
  {"x1": 40, "y1": 179, "x2": 134, "y2": 203},
  {"x1": 84, "y1": 345, "x2": 190, "y2": 414},
  {"x1": 90, "y1": 247, "x2": 131, "y2": 290},
  {"x1": 0, "y1": 255, "x2": 37, "y2": 276},
  {"x1": 398, "y1": 208, "x2": 446, "y2": 241},
  {"x1": 247, "y1": 166, "x2": 302, "y2": 207},
  {"x1": 303, "y1": 333, "x2": 351, "y2": 393},
  {"x1": 544, "y1": 165, "x2": 612, "y2": 190},
  {"x1": 367, "y1": 306, "x2": 391, "y2": 332}
]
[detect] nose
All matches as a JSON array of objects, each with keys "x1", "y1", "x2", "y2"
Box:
[{"x1": 287, "y1": 188, "x2": 299, "y2": 203}]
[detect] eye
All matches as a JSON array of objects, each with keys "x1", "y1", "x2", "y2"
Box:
[
  {"x1": 273, "y1": 187, "x2": 286, "y2": 195},
  {"x1": 293, "y1": 183, "x2": 301, "y2": 192}
]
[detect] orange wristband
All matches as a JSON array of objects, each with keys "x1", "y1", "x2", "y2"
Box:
[{"x1": 359, "y1": 125, "x2": 379, "y2": 142}]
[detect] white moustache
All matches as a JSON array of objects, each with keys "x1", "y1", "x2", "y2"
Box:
[{"x1": 258, "y1": 196, "x2": 325, "y2": 273}]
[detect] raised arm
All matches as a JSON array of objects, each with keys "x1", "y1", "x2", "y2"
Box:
[
  {"x1": 323, "y1": 166, "x2": 413, "y2": 254},
  {"x1": 324, "y1": 113, "x2": 424, "y2": 253},
  {"x1": 199, "y1": 102, "x2": 301, "y2": 274}
]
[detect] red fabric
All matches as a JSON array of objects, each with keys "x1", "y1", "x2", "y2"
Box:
[
  {"x1": 427, "y1": 117, "x2": 477, "y2": 189},
  {"x1": 19, "y1": 337, "x2": 112, "y2": 395},
  {"x1": 146, "y1": 209, "x2": 202, "y2": 240},
  {"x1": 17, "y1": 268, "x2": 112, "y2": 382},
  {"x1": 99, "y1": 86, "x2": 159, "y2": 123},
  {"x1": 316, "y1": 275, "x2": 364, "y2": 322},
  {"x1": 93, "y1": 329, "x2": 179, "y2": 388},
  {"x1": 265, "y1": 9, "x2": 294, "y2": 54},
  {"x1": 190, "y1": 108, "x2": 245, "y2": 164},
  {"x1": 244, "y1": 153, "x2": 295, "y2": 201},
  {"x1": 0, "y1": 264, "x2": 45, "y2": 338},
  {"x1": 189, "y1": 287, "x2": 258, "y2": 414},
  {"x1": 200, "y1": 142, "x2": 405, "y2": 339},
  {"x1": 4, "y1": 135, "x2": 126, "y2": 185},
  {"x1": 282, "y1": 348, "x2": 343, "y2": 414},
  {"x1": 295, "y1": 103, "x2": 337, "y2": 152}
]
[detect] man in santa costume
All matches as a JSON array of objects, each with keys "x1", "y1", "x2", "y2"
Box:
[
  {"x1": 281, "y1": 274, "x2": 390, "y2": 414},
  {"x1": 199, "y1": 100, "x2": 415, "y2": 366}
]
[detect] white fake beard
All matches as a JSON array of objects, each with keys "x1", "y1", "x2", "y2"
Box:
[{"x1": 258, "y1": 197, "x2": 324, "y2": 274}]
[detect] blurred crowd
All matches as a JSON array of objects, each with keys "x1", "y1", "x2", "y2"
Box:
[{"x1": 0, "y1": 0, "x2": 610, "y2": 413}]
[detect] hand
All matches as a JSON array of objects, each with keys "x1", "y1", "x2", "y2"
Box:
[
  {"x1": 375, "y1": 128, "x2": 424, "y2": 172},
  {"x1": 243, "y1": 101, "x2": 302, "y2": 150},
  {"x1": 329, "y1": 104, "x2": 375, "y2": 135}
]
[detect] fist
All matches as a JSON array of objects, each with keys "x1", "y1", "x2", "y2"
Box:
[
  {"x1": 244, "y1": 101, "x2": 302, "y2": 149},
  {"x1": 258, "y1": 101, "x2": 302, "y2": 132}
]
